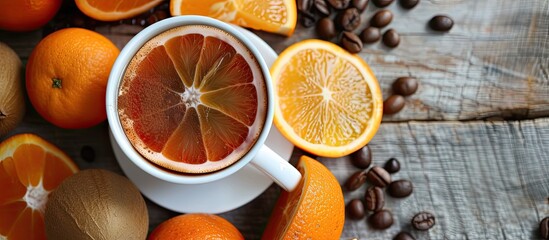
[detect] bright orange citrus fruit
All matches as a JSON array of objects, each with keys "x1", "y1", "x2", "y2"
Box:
[
  {"x1": 75, "y1": 0, "x2": 164, "y2": 21},
  {"x1": 271, "y1": 39, "x2": 383, "y2": 158},
  {"x1": 0, "y1": 0, "x2": 62, "y2": 32},
  {"x1": 170, "y1": 0, "x2": 297, "y2": 36},
  {"x1": 26, "y1": 28, "x2": 120, "y2": 129},
  {"x1": 117, "y1": 25, "x2": 267, "y2": 173},
  {"x1": 149, "y1": 213, "x2": 244, "y2": 240},
  {"x1": 262, "y1": 155, "x2": 345, "y2": 240},
  {"x1": 0, "y1": 133, "x2": 78, "y2": 240}
]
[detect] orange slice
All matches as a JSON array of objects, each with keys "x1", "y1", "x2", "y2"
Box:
[
  {"x1": 170, "y1": 0, "x2": 297, "y2": 36},
  {"x1": 0, "y1": 133, "x2": 78, "y2": 239},
  {"x1": 271, "y1": 39, "x2": 383, "y2": 158},
  {"x1": 262, "y1": 155, "x2": 345, "y2": 239},
  {"x1": 75, "y1": 0, "x2": 164, "y2": 21},
  {"x1": 117, "y1": 25, "x2": 267, "y2": 174}
]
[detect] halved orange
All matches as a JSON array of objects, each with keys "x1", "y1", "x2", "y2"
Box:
[
  {"x1": 0, "y1": 133, "x2": 78, "y2": 239},
  {"x1": 117, "y1": 25, "x2": 267, "y2": 174},
  {"x1": 262, "y1": 155, "x2": 345, "y2": 239},
  {"x1": 75, "y1": 0, "x2": 164, "y2": 21},
  {"x1": 271, "y1": 39, "x2": 383, "y2": 158},
  {"x1": 170, "y1": 0, "x2": 297, "y2": 36}
]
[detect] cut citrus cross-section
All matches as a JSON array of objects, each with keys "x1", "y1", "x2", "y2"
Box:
[
  {"x1": 271, "y1": 39, "x2": 383, "y2": 158},
  {"x1": 118, "y1": 25, "x2": 267, "y2": 174},
  {"x1": 0, "y1": 133, "x2": 79, "y2": 240},
  {"x1": 170, "y1": 0, "x2": 297, "y2": 36},
  {"x1": 75, "y1": 0, "x2": 164, "y2": 21}
]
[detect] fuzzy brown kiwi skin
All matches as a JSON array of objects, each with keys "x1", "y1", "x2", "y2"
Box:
[{"x1": 0, "y1": 42, "x2": 25, "y2": 137}]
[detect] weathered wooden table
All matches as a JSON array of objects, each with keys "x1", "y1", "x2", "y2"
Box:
[{"x1": 1, "y1": 0, "x2": 548, "y2": 239}]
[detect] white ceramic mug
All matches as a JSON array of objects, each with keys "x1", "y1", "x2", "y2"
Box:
[{"x1": 106, "y1": 16, "x2": 301, "y2": 192}]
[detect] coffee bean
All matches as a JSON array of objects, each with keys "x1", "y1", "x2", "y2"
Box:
[
  {"x1": 366, "y1": 166, "x2": 391, "y2": 187},
  {"x1": 300, "y1": 11, "x2": 316, "y2": 28},
  {"x1": 372, "y1": 0, "x2": 394, "y2": 7},
  {"x1": 316, "y1": 17, "x2": 337, "y2": 39},
  {"x1": 429, "y1": 15, "x2": 454, "y2": 32},
  {"x1": 360, "y1": 26, "x2": 381, "y2": 43},
  {"x1": 314, "y1": 0, "x2": 331, "y2": 16},
  {"x1": 370, "y1": 10, "x2": 393, "y2": 28},
  {"x1": 336, "y1": 8, "x2": 361, "y2": 31},
  {"x1": 393, "y1": 232, "x2": 415, "y2": 240},
  {"x1": 350, "y1": 145, "x2": 372, "y2": 169},
  {"x1": 412, "y1": 212, "x2": 436, "y2": 230},
  {"x1": 392, "y1": 77, "x2": 419, "y2": 96},
  {"x1": 364, "y1": 186, "x2": 384, "y2": 211},
  {"x1": 383, "y1": 95, "x2": 405, "y2": 114},
  {"x1": 382, "y1": 28, "x2": 400, "y2": 48},
  {"x1": 297, "y1": 0, "x2": 314, "y2": 12},
  {"x1": 369, "y1": 209, "x2": 393, "y2": 229},
  {"x1": 341, "y1": 31, "x2": 363, "y2": 54},
  {"x1": 384, "y1": 157, "x2": 400, "y2": 173},
  {"x1": 80, "y1": 145, "x2": 95, "y2": 162},
  {"x1": 352, "y1": 0, "x2": 369, "y2": 12},
  {"x1": 344, "y1": 170, "x2": 368, "y2": 191},
  {"x1": 399, "y1": 0, "x2": 419, "y2": 9},
  {"x1": 328, "y1": 0, "x2": 351, "y2": 9},
  {"x1": 388, "y1": 180, "x2": 414, "y2": 198},
  {"x1": 347, "y1": 199, "x2": 366, "y2": 219},
  {"x1": 541, "y1": 217, "x2": 549, "y2": 239}
]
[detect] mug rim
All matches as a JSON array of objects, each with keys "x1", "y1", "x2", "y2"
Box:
[{"x1": 106, "y1": 16, "x2": 274, "y2": 184}]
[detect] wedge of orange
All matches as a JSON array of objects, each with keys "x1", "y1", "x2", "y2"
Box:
[
  {"x1": 271, "y1": 39, "x2": 383, "y2": 158},
  {"x1": 262, "y1": 155, "x2": 345, "y2": 240},
  {"x1": 170, "y1": 0, "x2": 297, "y2": 36},
  {"x1": 75, "y1": 0, "x2": 164, "y2": 21},
  {"x1": 0, "y1": 133, "x2": 78, "y2": 239}
]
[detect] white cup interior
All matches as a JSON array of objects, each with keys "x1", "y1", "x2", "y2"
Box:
[{"x1": 106, "y1": 16, "x2": 274, "y2": 184}]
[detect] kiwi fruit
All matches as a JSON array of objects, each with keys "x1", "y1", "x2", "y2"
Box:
[{"x1": 0, "y1": 42, "x2": 25, "y2": 137}]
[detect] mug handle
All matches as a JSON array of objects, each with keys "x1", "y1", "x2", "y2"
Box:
[{"x1": 250, "y1": 146, "x2": 302, "y2": 192}]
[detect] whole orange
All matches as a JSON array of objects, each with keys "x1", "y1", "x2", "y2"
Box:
[
  {"x1": 0, "y1": 0, "x2": 62, "y2": 32},
  {"x1": 149, "y1": 214, "x2": 244, "y2": 240},
  {"x1": 26, "y1": 28, "x2": 119, "y2": 129}
]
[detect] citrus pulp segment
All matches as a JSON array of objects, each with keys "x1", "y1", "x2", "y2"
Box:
[
  {"x1": 170, "y1": 0, "x2": 297, "y2": 36},
  {"x1": 0, "y1": 134, "x2": 78, "y2": 239},
  {"x1": 271, "y1": 39, "x2": 383, "y2": 158},
  {"x1": 75, "y1": 0, "x2": 164, "y2": 21},
  {"x1": 118, "y1": 25, "x2": 267, "y2": 173}
]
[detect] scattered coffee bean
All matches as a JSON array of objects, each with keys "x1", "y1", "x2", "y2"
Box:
[
  {"x1": 383, "y1": 94, "x2": 405, "y2": 114},
  {"x1": 366, "y1": 166, "x2": 391, "y2": 187},
  {"x1": 541, "y1": 217, "x2": 549, "y2": 240},
  {"x1": 328, "y1": 0, "x2": 351, "y2": 9},
  {"x1": 352, "y1": 0, "x2": 369, "y2": 12},
  {"x1": 399, "y1": 0, "x2": 419, "y2": 9},
  {"x1": 384, "y1": 157, "x2": 401, "y2": 173},
  {"x1": 300, "y1": 11, "x2": 317, "y2": 28},
  {"x1": 360, "y1": 26, "x2": 381, "y2": 43},
  {"x1": 412, "y1": 212, "x2": 436, "y2": 231},
  {"x1": 347, "y1": 199, "x2": 366, "y2": 219},
  {"x1": 429, "y1": 15, "x2": 454, "y2": 32},
  {"x1": 336, "y1": 8, "x2": 361, "y2": 31},
  {"x1": 382, "y1": 28, "x2": 400, "y2": 48},
  {"x1": 365, "y1": 186, "x2": 384, "y2": 211},
  {"x1": 371, "y1": 10, "x2": 393, "y2": 28},
  {"x1": 317, "y1": 17, "x2": 337, "y2": 39},
  {"x1": 372, "y1": 0, "x2": 394, "y2": 7},
  {"x1": 80, "y1": 145, "x2": 95, "y2": 162},
  {"x1": 394, "y1": 231, "x2": 415, "y2": 240},
  {"x1": 392, "y1": 77, "x2": 419, "y2": 96},
  {"x1": 369, "y1": 209, "x2": 394, "y2": 229},
  {"x1": 344, "y1": 170, "x2": 368, "y2": 191},
  {"x1": 350, "y1": 145, "x2": 372, "y2": 169},
  {"x1": 341, "y1": 31, "x2": 363, "y2": 53},
  {"x1": 297, "y1": 0, "x2": 314, "y2": 12},
  {"x1": 388, "y1": 180, "x2": 414, "y2": 198},
  {"x1": 314, "y1": 0, "x2": 331, "y2": 16}
]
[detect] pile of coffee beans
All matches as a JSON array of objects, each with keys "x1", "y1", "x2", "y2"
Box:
[
  {"x1": 344, "y1": 144, "x2": 435, "y2": 239},
  {"x1": 297, "y1": 0, "x2": 454, "y2": 53},
  {"x1": 383, "y1": 76, "x2": 419, "y2": 115}
]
